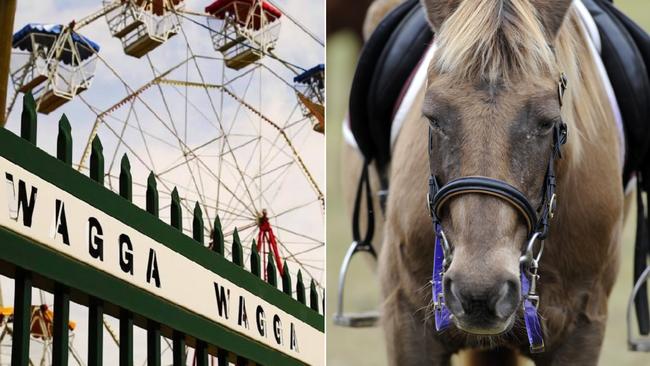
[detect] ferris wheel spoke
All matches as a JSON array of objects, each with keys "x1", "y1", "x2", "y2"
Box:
[
  {"x1": 257, "y1": 115, "x2": 312, "y2": 184},
  {"x1": 283, "y1": 114, "x2": 312, "y2": 131},
  {"x1": 275, "y1": 237, "x2": 322, "y2": 289},
  {"x1": 250, "y1": 161, "x2": 293, "y2": 181},
  {"x1": 154, "y1": 134, "x2": 247, "y2": 182},
  {"x1": 100, "y1": 119, "x2": 156, "y2": 175},
  {"x1": 282, "y1": 244, "x2": 324, "y2": 262},
  {"x1": 272, "y1": 225, "x2": 323, "y2": 246},
  {"x1": 105, "y1": 100, "x2": 139, "y2": 189},
  {"x1": 214, "y1": 135, "x2": 265, "y2": 221},
  {"x1": 269, "y1": 199, "x2": 320, "y2": 220},
  {"x1": 257, "y1": 105, "x2": 302, "y2": 169},
  {"x1": 104, "y1": 116, "x2": 179, "y2": 150},
  {"x1": 191, "y1": 151, "x2": 213, "y2": 227}
]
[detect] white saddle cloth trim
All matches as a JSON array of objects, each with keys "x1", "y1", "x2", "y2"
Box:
[
  {"x1": 342, "y1": 115, "x2": 360, "y2": 152},
  {"x1": 389, "y1": 44, "x2": 438, "y2": 148}
]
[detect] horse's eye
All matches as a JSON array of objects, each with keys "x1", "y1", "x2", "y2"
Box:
[
  {"x1": 537, "y1": 118, "x2": 556, "y2": 133},
  {"x1": 427, "y1": 115, "x2": 442, "y2": 130}
]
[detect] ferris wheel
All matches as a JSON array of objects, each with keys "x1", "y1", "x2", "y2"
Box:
[{"x1": 4, "y1": 2, "x2": 324, "y2": 362}]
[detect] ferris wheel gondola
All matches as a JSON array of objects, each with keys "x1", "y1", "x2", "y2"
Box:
[
  {"x1": 294, "y1": 63, "x2": 324, "y2": 133},
  {"x1": 104, "y1": 0, "x2": 184, "y2": 58},
  {"x1": 204, "y1": 0, "x2": 282, "y2": 70},
  {"x1": 10, "y1": 23, "x2": 100, "y2": 114}
]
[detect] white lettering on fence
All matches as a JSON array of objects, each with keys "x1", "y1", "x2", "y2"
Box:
[{"x1": 0, "y1": 156, "x2": 323, "y2": 365}]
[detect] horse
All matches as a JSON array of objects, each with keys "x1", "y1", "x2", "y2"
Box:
[{"x1": 341, "y1": 0, "x2": 632, "y2": 364}]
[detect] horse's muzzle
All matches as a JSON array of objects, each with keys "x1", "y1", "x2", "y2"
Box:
[{"x1": 443, "y1": 274, "x2": 520, "y2": 335}]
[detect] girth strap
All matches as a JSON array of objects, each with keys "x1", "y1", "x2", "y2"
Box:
[{"x1": 351, "y1": 161, "x2": 377, "y2": 258}]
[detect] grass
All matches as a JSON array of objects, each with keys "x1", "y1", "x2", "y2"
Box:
[{"x1": 325, "y1": 1, "x2": 650, "y2": 365}]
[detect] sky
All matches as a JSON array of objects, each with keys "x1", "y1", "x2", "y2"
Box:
[{"x1": 1, "y1": 0, "x2": 324, "y2": 364}]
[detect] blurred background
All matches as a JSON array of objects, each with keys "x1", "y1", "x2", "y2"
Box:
[{"x1": 325, "y1": 1, "x2": 650, "y2": 365}]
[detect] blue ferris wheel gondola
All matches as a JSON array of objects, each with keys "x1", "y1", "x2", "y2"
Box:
[
  {"x1": 293, "y1": 64, "x2": 324, "y2": 86},
  {"x1": 12, "y1": 23, "x2": 100, "y2": 65}
]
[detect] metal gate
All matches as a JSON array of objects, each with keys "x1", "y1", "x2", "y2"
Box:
[{"x1": 0, "y1": 93, "x2": 324, "y2": 366}]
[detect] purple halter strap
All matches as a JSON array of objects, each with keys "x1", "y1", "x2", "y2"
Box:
[
  {"x1": 432, "y1": 222, "x2": 451, "y2": 331},
  {"x1": 431, "y1": 226, "x2": 545, "y2": 353}
]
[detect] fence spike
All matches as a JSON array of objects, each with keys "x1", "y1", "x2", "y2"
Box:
[
  {"x1": 296, "y1": 270, "x2": 306, "y2": 304},
  {"x1": 267, "y1": 252, "x2": 277, "y2": 287},
  {"x1": 212, "y1": 215, "x2": 224, "y2": 255},
  {"x1": 170, "y1": 187, "x2": 182, "y2": 231},
  {"x1": 250, "y1": 239, "x2": 260, "y2": 277},
  {"x1": 231, "y1": 228, "x2": 243, "y2": 266},
  {"x1": 192, "y1": 202, "x2": 204, "y2": 245},
  {"x1": 119, "y1": 154, "x2": 132, "y2": 202},
  {"x1": 309, "y1": 279, "x2": 319, "y2": 312},
  {"x1": 57, "y1": 114, "x2": 72, "y2": 165},
  {"x1": 146, "y1": 172, "x2": 159, "y2": 217},
  {"x1": 21, "y1": 92, "x2": 37, "y2": 144},
  {"x1": 89, "y1": 136, "x2": 104, "y2": 185},
  {"x1": 282, "y1": 261, "x2": 292, "y2": 296}
]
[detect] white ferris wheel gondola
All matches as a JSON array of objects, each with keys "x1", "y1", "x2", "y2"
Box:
[
  {"x1": 104, "y1": 0, "x2": 184, "y2": 58},
  {"x1": 205, "y1": 0, "x2": 282, "y2": 70},
  {"x1": 10, "y1": 23, "x2": 100, "y2": 114}
]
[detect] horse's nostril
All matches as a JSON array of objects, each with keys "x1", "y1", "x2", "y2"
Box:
[
  {"x1": 493, "y1": 280, "x2": 519, "y2": 319},
  {"x1": 443, "y1": 277, "x2": 465, "y2": 316},
  {"x1": 443, "y1": 276, "x2": 519, "y2": 322}
]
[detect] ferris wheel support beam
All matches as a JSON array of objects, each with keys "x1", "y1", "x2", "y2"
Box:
[
  {"x1": 75, "y1": 1, "x2": 121, "y2": 30},
  {"x1": 0, "y1": 0, "x2": 17, "y2": 127}
]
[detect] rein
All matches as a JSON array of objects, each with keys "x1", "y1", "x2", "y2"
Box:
[{"x1": 427, "y1": 74, "x2": 569, "y2": 353}]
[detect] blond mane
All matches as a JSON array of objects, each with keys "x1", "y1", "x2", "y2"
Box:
[{"x1": 431, "y1": 0, "x2": 616, "y2": 165}]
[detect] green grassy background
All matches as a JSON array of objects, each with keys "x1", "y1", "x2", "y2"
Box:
[{"x1": 326, "y1": 1, "x2": 650, "y2": 365}]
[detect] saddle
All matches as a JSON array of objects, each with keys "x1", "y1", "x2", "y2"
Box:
[
  {"x1": 347, "y1": 0, "x2": 650, "y2": 343},
  {"x1": 349, "y1": 0, "x2": 649, "y2": 179}
]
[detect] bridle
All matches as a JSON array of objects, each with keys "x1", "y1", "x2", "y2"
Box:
[{"x1": 427, "y1": 73, "x2": 569, "y2": 353}]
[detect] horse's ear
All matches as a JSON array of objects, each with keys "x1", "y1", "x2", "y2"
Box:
[
  {"x1": 420, "y1": 0, "x2": 462, "y2": 32},
  {"x1": 530, "y1": 0, "x2": 573, "y2": 40}
]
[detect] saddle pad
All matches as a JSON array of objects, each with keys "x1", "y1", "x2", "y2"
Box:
[{"x1": 348, "y1": 0, "x2": 433, "y2": 174}]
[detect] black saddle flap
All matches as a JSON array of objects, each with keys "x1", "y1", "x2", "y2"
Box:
[{"x1": 348, "y1": 0, "x2": 433, "y2": 173}]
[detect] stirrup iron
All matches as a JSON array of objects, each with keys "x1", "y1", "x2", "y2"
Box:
[
  {"x1": 333, "y1": 240, "x2": 380, "y2": 327},
  {"x1": 628, "y1": 266, "x2": 650, "y2": 352}
]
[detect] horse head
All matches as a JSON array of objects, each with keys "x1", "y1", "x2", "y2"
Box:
[{"x1": 420, "y1": 0, "x2": 574, "y2": 335}]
